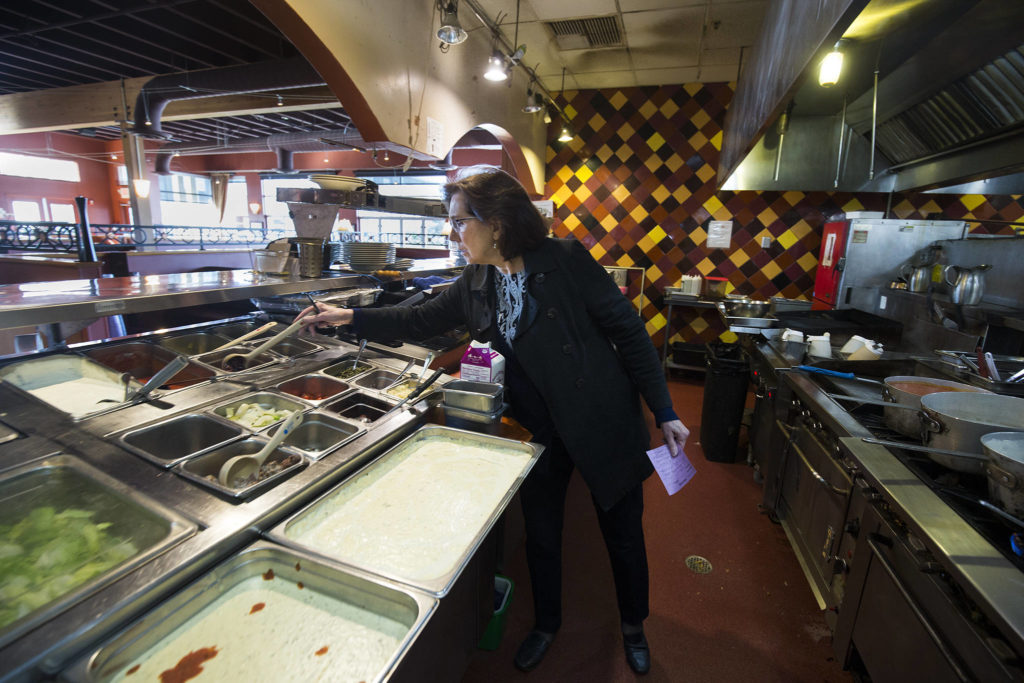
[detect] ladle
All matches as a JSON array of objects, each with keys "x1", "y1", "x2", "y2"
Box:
[
  {"x1": 98, "y1": 356, "x2": 189, "y2": 404},
  {"x1": 218, "y1": 410, "x2": 303, "y2": 488},
  {"x1": 211, "y1": 321, "x2": 277, "y2": 352},
  {"x1": 222, "y1": 317, "x2": 310, "y2": 371}
]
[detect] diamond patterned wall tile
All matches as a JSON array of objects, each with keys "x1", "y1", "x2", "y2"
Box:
[{"x1": 544, "y1": 84, "x2": 1023, "y2": 347}]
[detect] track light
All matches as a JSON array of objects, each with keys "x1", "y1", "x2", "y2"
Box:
[
  {"x1": 819, "y1": 45, "x2": 844, "y2": 87},
  {"x1": 523, "y1": 89, "x2": 543, "y2": 114},
  {"x1": 437, "y1": 0, "x2": 468, "y2": 45},
  {"x1": 558, "y1": 123, "x2": 573, "y2": 142},
  {"x1": 276, "y1": 94, "x2": 283, "y2": 106},
  {"x1": 249, "y1": 202, "x2": 261, "y2": 214},
  {"x1": 484, "y1": 51, "x2": 509, "y2": 82},
  {"x1": 133, "y1": 178, "x2": 151, "y2": 199}
]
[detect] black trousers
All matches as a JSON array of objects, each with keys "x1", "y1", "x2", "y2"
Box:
[{"x1": 518, "y1": 436, "x2": 650, "y2": 633}]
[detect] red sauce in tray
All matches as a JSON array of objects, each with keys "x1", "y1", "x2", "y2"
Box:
[
  {"x1": 315, "y1": 646, "x2": 329, "y2": 656},
  {"x1": 889, "y1": 381, "x2": 975, "y2": 397},
  {"x1": 159, "y1": 646, "x2": 218, "y2": 683},
  {"x1": 262, "y1": 569, "x2": 275, "y2": 580},
  {"x1": 249, "y1": 602, "x2": 265, "y2": 614},
  {"x1": 125, "y1": 664, "x2": 140, "y2": 675}
]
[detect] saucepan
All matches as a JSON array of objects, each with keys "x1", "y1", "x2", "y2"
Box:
[
  {"x1": 919, "y1": 393, "x2": 1024, "y2": 473},
  {"x1": 983, "y1": 432, "x2": 1024, "y2": 518},
  {"x1": 880, "y1": 376, "x2": 993, "y2": 438}
]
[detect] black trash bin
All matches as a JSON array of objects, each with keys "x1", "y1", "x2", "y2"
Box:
[{"x1": 700, "y1": 341, "x2": 750, "y2": 462}]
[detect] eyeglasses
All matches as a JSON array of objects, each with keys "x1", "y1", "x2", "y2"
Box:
[{"x1": 447, "y1": 215, "x2": 477, "y2": 236}]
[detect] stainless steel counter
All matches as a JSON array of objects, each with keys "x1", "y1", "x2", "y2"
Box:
[{"x1": 0, "y1": 259, "x2": 460, "y2": 331}]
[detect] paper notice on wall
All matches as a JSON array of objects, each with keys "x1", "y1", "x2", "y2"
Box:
[
  {"x1": 532, "y1": 200, "x2": 554, "y2": 218},
  {"x1": 426, "y1": 117, "x2": 443, "y2": 159},
  {"x1": 707, "y1": 220, "x2": 733, "y2": 248},
  {"x1": 646, "y1": 444, "x2": 696, "y2": 496}
]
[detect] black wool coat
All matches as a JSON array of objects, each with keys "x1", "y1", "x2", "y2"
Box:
[{"x1": 352, "y1": 238, "x2": 673, "y2": 509}]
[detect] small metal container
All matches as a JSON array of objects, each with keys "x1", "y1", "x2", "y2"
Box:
[
  {"x1": 442, "y1": 380, "x2": 503, "y2": 413},
  {"x1": 210, "y1": 392, "x2": 306, "y2": 432},
  {"x1": 322, "y1": 359, "x2": 373, "y2": 380},
  {"x1": 157, "y1": 332, "x2": 231, "y2": 356},
  {"x1": 267, "y1": 412, "x2": 364, "y2": 460},
  {"x1": 85, "y1": 342, "x2": 214, "y2": 390},
  {"x1": 323, "y1": 392, "x2": 394, "y2": 424},
  {"x1": 276, "y1": 374, "x2": 351, "y2": 406},
  {"x1": 0, "y1": 455, "x2": 195, "y2": 649},
  {"x1": 443, "y1": 403, "x2": 508, "y2": 435},
  {"x1": 354, "y1": 369, "x2": 401, "y2": 391},
  {"x1": 63, "y1": 542, "x2": 436, "y2": 683},
  {"x1": 175, "y1": 437, "x2": 305, "y2": 499},
  {"x1": 0, "y1": 353, "x2": 144, "y2": 419},
  {"x1": 192, "y1": 347, "x2": 281, "y2": 373},
  {"x1": 120, "y1": 414, "x2": 244, "y2": 468},
  {"x1": 271, "y1": 337, "x2": 321, "y2": 358}
]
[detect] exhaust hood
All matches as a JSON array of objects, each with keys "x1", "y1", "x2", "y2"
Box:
[{"x1": 719, "y1": 0, "x2": 1024, "y2": 194}]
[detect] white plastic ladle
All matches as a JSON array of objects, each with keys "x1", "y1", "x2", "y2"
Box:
[
  {"x1": 221, "y1": 317, "x2": 310, "y2": 370},
  {"x1": 217, "y1": 410, "x2": 304, "y2": 487}
]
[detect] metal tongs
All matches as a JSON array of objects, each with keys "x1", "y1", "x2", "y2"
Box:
[{"x1": 380, "y1": 366, "x2": 446, "y2": 419}]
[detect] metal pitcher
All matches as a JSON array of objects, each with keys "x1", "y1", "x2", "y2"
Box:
[
  {"x1": 898, "y1": 263, "x2": 932, "y2": 292},
  {"x1": 943, "y1": 264, "x2": 991, "y2": 305}
]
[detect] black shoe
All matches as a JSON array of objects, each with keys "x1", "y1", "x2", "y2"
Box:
[
  {"x1": 514, "y1": 630, "x2": 555, "y2": 672},
  {"x1": 623, "y1": 632, "x2": 651, "y2": 675}
]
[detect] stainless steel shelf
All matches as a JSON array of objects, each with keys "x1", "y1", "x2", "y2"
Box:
[{"x1": 277, "y1": 187, "x2": 447, "y2": 217}]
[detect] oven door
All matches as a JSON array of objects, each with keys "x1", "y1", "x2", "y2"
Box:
[{"x1": 838, "y1": 500, "x2": 1023, "y2": 682}]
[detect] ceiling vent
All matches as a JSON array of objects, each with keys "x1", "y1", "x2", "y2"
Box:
[{"x1": 545, "y1": 15, "x2": 623, "y2": 51}]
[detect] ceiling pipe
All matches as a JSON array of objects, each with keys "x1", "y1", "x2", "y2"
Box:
[{"x1": 132, "y1": 57, "x2": 325, "y2": 138}]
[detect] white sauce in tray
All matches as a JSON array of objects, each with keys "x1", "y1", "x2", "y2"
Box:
[
  {"x1": 108, "y1": 574, "x2": 407, "y2": 683},
  {"x1": 28, "y1": 377, "x2": 127, "y2": 417},
  {"x1": 287, "y1": 438, "x2": 531, "y2": 584}
]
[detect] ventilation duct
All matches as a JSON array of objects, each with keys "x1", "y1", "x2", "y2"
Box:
[{"x1": 545, "y1": 16, "x2": 622, "y2": 50}]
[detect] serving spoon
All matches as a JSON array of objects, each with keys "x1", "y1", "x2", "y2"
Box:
[
  {"x1": 211, "y1": 321, "x2": 277, "y2": 352},
  {"x1": 218, "y1": 410, "x2": 303, "y2": 488},
  {"x1": 221, "y1": 317, "x2": 310, "y2": 371}
]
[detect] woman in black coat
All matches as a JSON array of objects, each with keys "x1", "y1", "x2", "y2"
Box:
[{"x1": 297, "y1": 167, "x2": 689, "y2": 675}]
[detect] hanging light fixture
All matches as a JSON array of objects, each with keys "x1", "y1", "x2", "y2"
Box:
[
  {"x1": 437, "y1": 0, "x2": 468, "y2": 45},
  {"x1": 558, "y1": 123, "x2": 573, "y2": 142},
  {"x1": 523, "y1": 89, "x2": 543, "y2": 113},
  {"x1": 484, "y1": 50, "x2": 509, "y2": 81},
  {"x1": 249, "y1": 202, "x2": 261, "y2": 214},
  {"x1": 133, "y1": 178, "x2": 151, "y2": 199},
  {"x1": 819, "y1": 43, "x2": 844, "y2": 87}
]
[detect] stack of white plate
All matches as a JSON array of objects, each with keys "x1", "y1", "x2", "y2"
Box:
[
  {"x1": 344, "y1": 242, "x2": 394, "y2": 271},
  {"x1": 309, "y1": 175, "x2": 372, "y2": 191}
]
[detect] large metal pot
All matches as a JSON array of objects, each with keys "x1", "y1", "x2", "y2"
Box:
[
  {"x1": 920, "y1": 393, "x2": 1024, "y2": 473},
  {"x1": 881, "y1": 375, "x2": 992, "y2": 438},
  {"x1": 982, "y1": 432, "x2": 1024, "y2": 518}
]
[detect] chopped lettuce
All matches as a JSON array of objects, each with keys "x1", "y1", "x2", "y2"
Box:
[
  {"x1": 224, "y1": 403, "x2": 293, "y2": 429},
  {"x1": 0, "y1": 506, "x2": 138, "y2": 629}
]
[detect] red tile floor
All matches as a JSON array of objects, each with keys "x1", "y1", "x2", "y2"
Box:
[{"x1": 461, "y1": 373, "x2": 854, "y2": 682}]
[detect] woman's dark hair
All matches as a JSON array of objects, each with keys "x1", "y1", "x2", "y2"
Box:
[{"x1": 443, "y1": 166, "x2": 549, "y2": 259}]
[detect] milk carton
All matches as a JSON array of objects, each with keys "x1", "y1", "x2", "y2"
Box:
[{"x1": 460, "y1": 341, "x2": 505, "y2": 384}]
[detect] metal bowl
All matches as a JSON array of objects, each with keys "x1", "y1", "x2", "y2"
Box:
[{"x1": 722, "y1": 299, "x2": 771, "y2": 318}]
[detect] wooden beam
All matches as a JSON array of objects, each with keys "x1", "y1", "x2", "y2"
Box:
[{"x1": 0, "y1": 81, "x2": 339, "y2": 135}]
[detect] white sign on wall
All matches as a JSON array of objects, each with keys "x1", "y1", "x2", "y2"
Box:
[
  {"x1": 707, "y1": 220, "x2": 733, "y2": 248},
  {"x1": 532, "y1": 200, "x2": 554, "y2": 218},
  {"x1": 426, "y1": 117, "x2": 443, "y2": 159}
]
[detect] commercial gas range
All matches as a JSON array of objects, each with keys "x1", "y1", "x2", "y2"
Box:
[{"x1": 749, "y1": 343, "x2": 1024, "y2": 681}]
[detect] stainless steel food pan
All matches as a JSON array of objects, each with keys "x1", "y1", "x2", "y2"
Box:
[
  {"x1": 63, "y1": 541, "x2": 436, "y2": 683},
  {"x1": 276, "y1": 374, "x2": 351, "y2": 406},
  {"x1": 209, "y1": 392, "x2": 306, "y2": 432},
  {"x1": 442, "y1": 380, "x2": 504, "y2": 413},
  {"x1": 156, "y1": 332, "x2": 231, "y2": 356},
  {"x1": 267, "y1": 425, "x2": 543, "y2": 596},
  {"x1": 354, "y1": 369, "x2": 401, "y2": 391},
  {"x1": 442, "y1": 403, "x2": 508, "y2": 436},
  {"x1": 0, "y1": 353, "x2": 144, "y2": 420},
  {"x1": 321, "y1": 358, "x2": 372, "y2": 380},
  {"x1": 270, "y1": 337, "x2": 321, "y2": 358},
  {"x1": 267, "y1": 412, "x2": 364, "y2": 460},
  {"x1": 120, "y1": 414, "x2": 244, "y2": 468},
  {"x1": 322, "y1": 392, "x2": 394, "y2": 424},
  {"x1": 84, "y1": 342, "x2": 214, "y2": 391},
  {"x1": 192, "y1": 347, "x2": 281, "y2": 374},
  {"x1": 0, "y1": 455, "x2": 195, "y2": 650},
  {"x1": 174, "y1": 437, "x2": 306, "y2": 499}
]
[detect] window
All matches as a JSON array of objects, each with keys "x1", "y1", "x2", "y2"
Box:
[
  {"x1": 159, "y1": 174, "x2": 212, "y2": 203},
  {"x1": 0, "y1": 152, "x2": 80, "y2": 182},
  {"x1": 49, "y1": 203, "x2": 77, "y2": 223},
  {"x1": 11, "y1": 200, "x2": 41, "y2": 222},
  {"x1": 261, "y1": 176, "x2": 318, "y2": 231},
  {"x1": 356, "y1": 174, "x2": 448, "y2": 248}
]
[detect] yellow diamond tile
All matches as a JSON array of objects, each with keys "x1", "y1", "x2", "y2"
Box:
[
  {"x1": 659, "y1": 99, "x2": 679, "y2": 118},
  {"x1": 918, "y1": 199, "x2": 942, "y2": 216},
  {"x1": 720, "y1": 331, "x2": 738, "y2": 343},
  {"x1": 590, "y1": 113, "x2": 606, "y2": 130},
  {"x1": 629, "y1": 204, "x2": 648, "y2": 224},
  {"x1": 696, "y1": 256, "x2": 715, "y2": 275},
  {"x1": 617, "y1": 254, "x2": 632, "y2": 267},
  {"x1": 564, "y1": 104, "x2": 577, "y2": 119},
  {"x1": 609, "y1": 91, "x2": 628, "y2": 109},
  {"x1": 691, "y1": 110, "x2": 710, "y2": 129},
  {"x1": 589, "y1": 242, "x2": 607, "y2": 261},
  {"x1": 690, "y1": 316, "x2": 709, "y2": 334},
  {"x1": 644, "y1": 155, "x2": 663, "y2": 172},
  {"x1": 551, "y1": 184, "x2": 573, "y2": 205},
  {"x1": 891, "y1": 199, "x2": 915, "y2": 218},
  {"x1": 545, "y1": 146, "x2": 556, "y2": 163},
  {"x1": 783, "y1": 191, "x2": 805, "y2": 205},
  {"x1": 600, "y1": 213, "x2": 619, "y2": 231},
  {"x1": 688, "y1": 131, "x2": 708, "y2": 148},
  {"x1": 575, "y1": 164, "x2": 593, "y2": 183},
  {"x1": 646, "y1": 315, "x2": 664, "y2": 337},
  {"x1": 960, "y1": 194, "x2": 986, "y2": 211},
  {"x1": 797, "y1": 251, "x2": 818, "y2": 272},
  {"x1": 619, "y1": 122, "x2": 636, "y2": 140},
  {"x1": 637, "y1": 234, "x2": 655, "y2": 253},
  {"x1": 761, "y1": 260, "x2": 782, "y2": 280},
  {"x1": 703, "y1": 195, "x2": 724, "y2": 215},
  {"x1": 841, "y1": 198, "x2": 865, "y2": 212},
  {"x1": 684, "y1": 83, "x2": 703, "y2": 96},
  {"x1": 612, "y1": 184, "x2": 631, "y2": 203},
  {"x1": 639, "y1": 101, "x2": 658, "y2": 120},
  {"x1": 595, "y1": 144, "x2": 614, "y2": 163},
  {"x1": 710, "y1": 130, "x2": 723, "y2": 150},
  {"x1": 790, "y1": 219, "x2": 813, "y2": 240},
  {"x1": 616, "y1": 143, "x2": 633, "y2": 162},
  {"x1": 691, "y1": 226, "x2": 708, "y2": 245},
  {"x1": 648, "y1": 131, "x2": 665, "y2": 151},
  {"x1": 647, "y1": 264, "x2": 662, "y2": 282},
  {"x1": 556, "y1": 166, "x2": 574, "y2": 183},
  {"x1": 567, "y1": 137, "x2": 585, "y2": 154},
  {"x1": 757, "y1": 207, "x2": 778, "y2": 225},
  {"x1": 696, "y1": 163, "x2": 715, "y2": 183},
  {"x1": 651, "y1": 186, "x2": 671, "y2": 204},
  {"x1": 672, "y1": 186, "x2": 691, "y2": 203},
  {"x1": 664, "y1": 154, "x2": 683, "y2": 173},
  {"x1": 648, "y1": 225, "x2": 667, "y2": 243},
  {"x1": 776, "y1": 230, "x2": 798, "y2": 250},
  {"x1": 729, "y1": 249, "x2": 748, "y2": 266},
  {"x1": 562, "y1": 213, "x2": 581, "y2": 231}
]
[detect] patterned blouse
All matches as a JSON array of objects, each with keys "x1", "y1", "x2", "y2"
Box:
[{"x1": 495, "y1": 268, "x2": 526, "y2": 346}]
